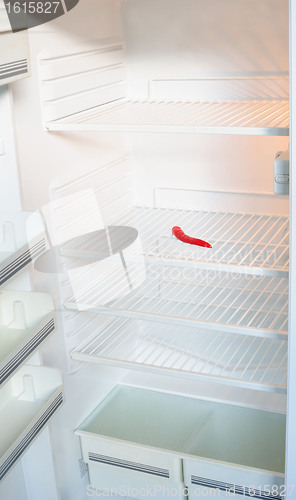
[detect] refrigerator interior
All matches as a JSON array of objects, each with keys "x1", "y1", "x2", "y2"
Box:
[{"x1": 0, "y1": 0, "x2": 293, "y2": 499}]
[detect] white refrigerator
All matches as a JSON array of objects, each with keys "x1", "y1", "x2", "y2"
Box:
[{"x1": 0, "y1": 1, "x2": 295, "y2": 499}]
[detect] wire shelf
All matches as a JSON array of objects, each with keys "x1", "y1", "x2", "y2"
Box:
[
  {"x1": 71, "y1": 316, "x2": 287, "y2": 394},
  {"x1": 64, "y1": 206, "x2": 289, "y2": 389},
  {"x1": 46, "y1": 99, "x2": 289, "y2": 135},
  {"x1": 57, "y1": 207, "x2": 289, "y2": 276},
  {"x1": 65, "y1": 264, "x2": 288, "y2": 338},
  {"x1": 114, "y1": 207, "x2": 289, "y2": 277}
]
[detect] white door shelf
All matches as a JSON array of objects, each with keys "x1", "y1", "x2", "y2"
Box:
[
  {"x1": 0, "y1": 212, "x2": 46, "y2": 288},
  {"x1": 114, "y1": 207, "x2": 289, "y2": 277},
  {"x1": 0, "y1": 365, "x2": 63, "y2": 481},
  {"x1": 0, "y1": 8, "x2": 30, "y2": 86},
  {"x1": 45, "y1": 98, "x2": 289, "y2": 135},
  {"x1": 65, "y1": 265, "x2": 288, "y2": 339},
  {"x1": 75, "y1": 385, "x2": 285, "y2": 498},
  {"x1": 0, "y1": 290, "x2": 56, "y2": 386},
  {"x1": 71, "y1": 316, "x2": 287, "y2": 394}
]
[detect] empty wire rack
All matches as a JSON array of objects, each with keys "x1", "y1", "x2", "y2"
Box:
[
  {"x1": 46, "y1": 99, "x2": 289, "y2": 135},
  {"x1": 65, "y1": 264, "x2": 288, "y2": 338},
  {"x1": 63, "y1": 206, "x2": 289, "y2": 389},
  {"x1": 71, "y1": 316, "x2": 287, "y2": 394}
]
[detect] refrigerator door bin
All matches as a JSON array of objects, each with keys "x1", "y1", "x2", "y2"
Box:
[
  {"x1": 0, "y1": 7, "x2": 30, "y2": 86},
  {"x1": 0, "y1": 211, "x2": 46, "y2": 288},
  {"x1": 75, "y1": 386, "x2": 285, "y2": 496},
  {"x1": 0, "y1": 365, "x2": 64, "y2": 481},
  {"x1": 0, "y1": 290, "x2": 56, "y2": 385}
]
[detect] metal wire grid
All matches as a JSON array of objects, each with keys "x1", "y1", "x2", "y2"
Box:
[
  {"x1": 63, "y1": 207, "x2": 289, "y2": 391},
  {"x1": 58, "y1": 207, "x2": 289, "y2": 275},
  {"x1": 65, "y1": 263, "x2": 288, "y2": 338},
  {"x1": 114, "y1": 207, "x2": 289, "y2": 276},
  {"x1": 71, "y1": 316, "x2": 287, "y2": 393},
  {"x1": 49, "y1": 99, "x2": 289, "y2": 134}
]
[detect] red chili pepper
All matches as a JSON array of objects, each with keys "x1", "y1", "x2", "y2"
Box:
[{"x1": 172, "y1": 226, "x2": 212, "y2": 248}]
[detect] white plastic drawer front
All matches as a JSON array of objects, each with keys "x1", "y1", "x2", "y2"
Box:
[
  {"x1": 75, "y1": 386, "x2": 285, "y2": 498},
  {"x1": 88, "y1": 462, "x2": 185, "y2": 500},
  {"x1": 183, "y1": 458, "x2": 284, "y2": 500},
  {"x1": 77, "y1": 434, "x2": 183, "y2": 484}
]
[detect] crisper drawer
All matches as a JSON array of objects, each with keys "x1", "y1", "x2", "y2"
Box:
[
  {"x1": 75, "y1": 386, "x2": 285, "y2": 499},
  {"x1": 88, "y1": 462, "x2": 185, "y2": 500},
  {"x1": 183, "y1": 458, "x2": 284, "y2": 500},
  {"x1": 77, "y1": 433, "x2": 184, "y2": 494},
  {"x1": 75, "y1": 385, "x2": 197, "y2": 492}
]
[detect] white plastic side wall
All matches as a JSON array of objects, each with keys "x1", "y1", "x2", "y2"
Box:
[
  {"x1": 11, "y1": 0, "x2": 128, "y2": 211},
  {"x1": 286, "y1": 1, "x2": 296, "y2": 497},
  {"x1": 10, "y1": 3, "x2": 132, "y2": 500},
  {"x1": 0, "y1": 86, "x2": 21, "y2": 211}
]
